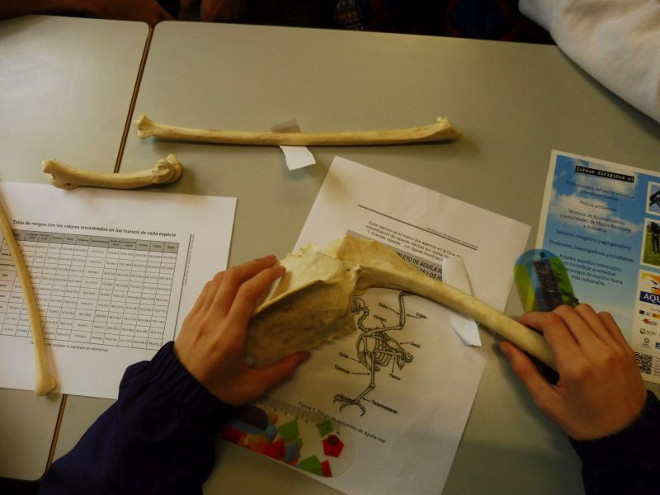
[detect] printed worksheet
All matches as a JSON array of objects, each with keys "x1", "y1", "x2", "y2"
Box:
[
  {"x1": 0, "y1": 182, "x2": 236, "y2": 398},
  {"x1": 537, "y1": 150, "x2": 660, "y2": 383},
  {"x1": 220, "y1": 157, "x2": 530, "y2": 494}
]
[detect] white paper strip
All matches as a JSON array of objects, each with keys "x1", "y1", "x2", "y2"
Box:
[{"x1": 271, "y1": 119, "x2": 316, "y2": 170}]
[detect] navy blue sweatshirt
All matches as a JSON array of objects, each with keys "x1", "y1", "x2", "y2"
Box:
[
  {"x1": 39, "y1": 343, "x2": 660, "y2": 494},
  {"x1": 39, "y1": 342, "x2": 233, "y2": 494}
]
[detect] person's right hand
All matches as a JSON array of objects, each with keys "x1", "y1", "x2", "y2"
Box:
[
  {"x1": 84, "y1": 0, "x2": 174, "y2": 26},
  {"x1": 500, "y1": 304, "x2": 648, "y2": 440},
  {"x1": 174, "y1": 255, "x2": 309, "y2": 406}
]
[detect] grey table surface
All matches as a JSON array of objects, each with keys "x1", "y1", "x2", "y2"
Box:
[
  {"x1": 0, "y1": 15, "x2": 148, "y2": 480},
  {"x1": 51, "y1": 20, "x2": 660, "y2": 494}
]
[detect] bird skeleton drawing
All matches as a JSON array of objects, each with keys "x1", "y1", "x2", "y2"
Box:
[
  {"x1": 245, "y1": 236, "x2": 555, "y2": 370},
  {"x1": 333, "y1": 292, "x2": 415, "y2": 416}
]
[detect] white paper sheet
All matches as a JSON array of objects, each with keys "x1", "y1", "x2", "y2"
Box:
[
  {"x1": 262, "y1": 157, "x2": 530, "y2": 494},
  {"x1": 0, "y1": 183, "x2": 236, "y2": 399}
]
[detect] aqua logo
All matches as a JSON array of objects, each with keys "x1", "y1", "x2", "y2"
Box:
[
  {"x1": 639, "y1": 273, "x2": 660, "y2": 303},
  {"x1": 639, "y1": 291, "x2": 660, "y2": 305}
]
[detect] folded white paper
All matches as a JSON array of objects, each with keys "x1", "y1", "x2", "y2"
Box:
[
  {"x1": 271, "y1": 119, "x2": 316, "y2": 170},
  {"x1": 443, "y1": 256, "x2": 481, "y2": 346}
]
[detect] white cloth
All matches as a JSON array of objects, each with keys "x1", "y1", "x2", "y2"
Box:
[{"x1": 520, "y1": 0, "x2": 660, "y2": 123}]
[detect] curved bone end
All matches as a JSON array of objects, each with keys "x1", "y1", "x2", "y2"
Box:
[
  {"x1": 434, "y1": 117, "x2": 462, "y2": 141},
  {"x1": 135, "y1": 114, "x2": 155, "y2": 139},
  {"x1": 247, "y1": 246, "x2": 361, "y2": 367},
  {"x1": 42, "y1": 159, "x2": 79, "y2": 189},
  {"x1": 35, "y1": 373, "x2": 58, "y2": 396},
  {"x1": 247, "y1": 281, "x2": 357, "y2": 368},
  {"x1": 152, "y1": 154, "x2": 183, "y2": 185}
]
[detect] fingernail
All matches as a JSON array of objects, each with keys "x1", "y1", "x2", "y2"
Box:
[{"x1": 499, "y1": 342, "x2": 511, "y2": 358}]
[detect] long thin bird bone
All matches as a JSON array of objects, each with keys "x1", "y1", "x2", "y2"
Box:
[
  {"x1": 0, "y1": 196, "x2": 57, "y2": 395},
  {"x1": 42, "y1": 154, "x2": 183, "y2": 190},
  {"x1": 246, "y1": 236, "x2": 555, "y2": 369},
  {"x1": 135, "y1": 115, "x2": 461, "y2": 146}
]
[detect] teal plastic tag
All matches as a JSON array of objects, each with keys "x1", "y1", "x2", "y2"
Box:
[{"x1": 514, "y1": 249, "x2": 579, "y2": 312}]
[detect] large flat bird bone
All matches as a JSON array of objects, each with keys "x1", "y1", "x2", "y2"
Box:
[
  {"x1": 42, "y1": 154, "x2": 182, "y2": 190},
  {"x1": 0, "y1": 197, "x2": 57, "y2": 395},
  {"x1": 135, "y1": 115, "x2": 461, "y2": 146},
  {"x1": 246, "y1": 236, "x2": 555, "y2": 369}
]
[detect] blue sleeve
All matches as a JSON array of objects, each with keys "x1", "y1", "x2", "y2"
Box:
[
  {"x1": 570, "y1": 391, "x2": 660, "y2": 495},
  {"x1": 39, "y1": 342, "x2": 234, "y2": 495}
]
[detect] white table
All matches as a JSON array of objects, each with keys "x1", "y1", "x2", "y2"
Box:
[
  {"x1": 56, "y1": 21, "x2": 660, "y2": 494},
  {"x1": 0, "y1": 15, "x2": 148, "y2": 481}
]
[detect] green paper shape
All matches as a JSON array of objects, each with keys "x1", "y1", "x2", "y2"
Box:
[
  {"x1": 277, "y1": 419, "x2": 300, "y2": 442},
  {"x1": 316, "y1": 419, "x2": 334, "y2": 437},
  {"x1": 297, "y1": 455, "x2": 323, "y2": 475}
]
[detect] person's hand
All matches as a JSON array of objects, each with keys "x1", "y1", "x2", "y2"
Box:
[
  {"x1": 202, "y1": 0, "x2": 247, "y2": 22},
  {"x1": 174, "y1": 255, "x2": 309, "y2": 406},
  {"x1": 500, "y1": 304, "x2": 647, "y2": 440},
  {"x1": 83, "y1": 0, "x2": 174, "y2": 26},
  {"x1": 179, "y1": 0, "x2": 247, "y2": 22}
]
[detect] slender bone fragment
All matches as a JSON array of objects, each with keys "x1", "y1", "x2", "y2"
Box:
[
  {"x1": 135, "y1": 115, "x2": 461, "y2": 146},
  {"x1": 246, "y1": 236, "x2": 555, "y2": 369},
  {"x1": 0, "y1": 197, "x2": 57, "y2": 395},
  {"x1": 42, "y1": 154, "x2": 183, "y2": 190}
]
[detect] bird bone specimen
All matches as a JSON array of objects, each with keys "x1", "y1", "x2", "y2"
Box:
[
  {"x1": 0, "y1": 198, "x2": 57, "y2": 395},
  {"x1": 42, "y1": 154, "x2": 182, "y2": 190},
  {"x1": 246, "y1": 236, "x2": 555, "y2": 369},
  {"x1": 135, "y1": 115, "x2": 461, "y2": 146}
]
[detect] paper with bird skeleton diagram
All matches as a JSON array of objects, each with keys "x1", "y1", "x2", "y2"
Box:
[
  {"x1": 221, "y1": 157, "x2": 530, "y2": 494},
  {"x1": 0, "y1": 182, "x2": 235, "y2": 398}
]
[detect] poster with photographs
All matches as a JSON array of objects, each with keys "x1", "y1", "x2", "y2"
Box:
[{"x1": 537, "y1": 150, "x2": 660, "y2": 383}]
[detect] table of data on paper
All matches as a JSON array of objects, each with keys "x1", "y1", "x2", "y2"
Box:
[{"x1": 0, "y1": 230, "x2": 178, "y2": 350}]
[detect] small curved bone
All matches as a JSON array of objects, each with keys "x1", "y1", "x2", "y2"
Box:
[
  {"x1": 0, "y1": 198, "x2": 57, "y2": 395},
  {"x1": 135, "y1": 115, "x2": 461, "y2": 146},
  {"x1": 246, "y1": 236, "x2": 555, "y2": 369},
  {"x1": 42, "y1": 154, "x2": 183, "y2": 190}
]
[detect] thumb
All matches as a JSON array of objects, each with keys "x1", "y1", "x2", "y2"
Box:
[{"x1": 499, "y1": 341, "x2": 555, "y2": 405}]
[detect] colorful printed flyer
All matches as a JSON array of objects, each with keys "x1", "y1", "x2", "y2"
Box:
[{"x1": 537, "y1": 150, "x2": 660, "y2": 383}]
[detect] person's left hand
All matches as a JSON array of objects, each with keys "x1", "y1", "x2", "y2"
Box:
[{"x1": 174, "y1": 255, "x2": 309, "y2": 406}]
